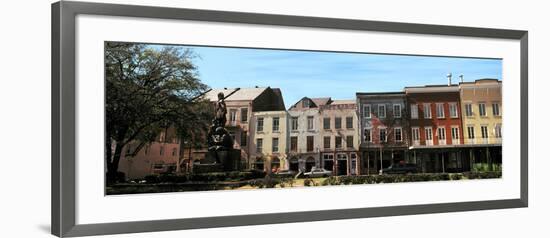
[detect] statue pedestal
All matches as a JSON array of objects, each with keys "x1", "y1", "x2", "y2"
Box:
[{"x1": 194, "y1": 149, "x2": 241, "y2": 173}]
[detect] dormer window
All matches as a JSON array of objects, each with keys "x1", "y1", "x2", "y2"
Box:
[{"x1": 303, "y1": 99, "x2": 310, "y2": 108}]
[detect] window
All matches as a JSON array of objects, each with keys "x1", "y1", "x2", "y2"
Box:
[
  {"x1": 379, "y1": 128, "x2": 387, "y2": 142},
  {"x1": 393, "y1": 104, "x2": 402, "y2": 118},
  {"x1": 307, "y1": 116, "x2": 314, "y2": 130},
  {"x1": 323, "y1": 136, "x2": 331, "y2": 149},
  {"x1": 495, "y1": 124, "x2": 502, "y2": 138},
  {"x1": 437, "y1": 127, "x2": 446, "y2": 140},
  {"x1": 307, "y1": 136, "x2": 314, "y2": 152},
  {"x1": 372, "y1": 105, "x2": 378, "y2": 117},
  {"x1": 346, "y1": 117, "x2": 353, "y2": 129},
  {"x1": 423, "y1": 103, "x2": 432, "y2": 118},
  {"x1": 302, "y1": 99, "x2": 310, "y2": 108},
  {"x1": 256, "y1": 117, "x2": 264, "y2": 132},
  {"x1": 335, "y1": 136, "x2": 343, "y2": 148},
  {"x1": 425, "y1": 128, "x2": 433, "y2": 141},
  {"x1": 240, "y1": 131, "x2": 247, "y2": 146},
  {"x1": 272, "y1": 138, "x2": 279, "y2": 152},
  {"x1": 436, "y1": 103, "x2": 445, "y2": 118},
  {"x1": 290, "y1": 136, "x2": 298, "y2": 152},
  {"x1": 291, "y1": 117, "x2": 298, "y2": 131},
  {"x1": 394, "y1": 127, "x2": 402, "y2": 142},
  {"x1": 346, "y1": 136, "x2": 354, "y2": 148},
  {"x1": 492, "y1": 103, "x2": 500, "y2": 116},
  {"x1": 323, "y1": 117, "x2": 331, "y2": 130},
  {"x1": 479, "y1": 103, "x2": 487, "y2": 117},
  {"x1": 256, "y1": 139, "x2": 263, "y2": 153},
  {"x1": 160, "y1": 146, "x2": 164, "y2": 155},
  {"x1": 451, "y1": 127, "x2": 460, "y2": 140},
  {"x1": 172, "y1": 148, "x2": 177, "y2": 156},
  {"x1": 272, "y1": 117, "x2": 280, "y2": 132},
  {"x1": 144, "y1": 145, "x2": 149, "y2": 155},
  {"x1": 467, "y1": 126, "x2": 475, "y2": 139},
  {"x1": 363, "y1": 105, "x2": 371, "y2": 118},
  {"x1": 411, "y1": 128, "x2": 420, "y2": 141},
  {"x1": 229, "y1": 109, "x2": 237, "y2": 122},
  {"x1": 378, "y1": 104, "x2": 386, "y2": 118},
  {"x1": 323, "y1": 154, "x2": 334, "y2": 161},
  {"x1": 240, "y1": 108, "x2": 248, "y2": 122},
  {"x1": 410, "y1": 104, "x2": 419, "y2": 119},
  {"x1": 364, "y1": 128, "x2": 371, "y2": 142},
  {"x1": 335, "y1": 117, "x2": 342, "y2": 129},
  {"x1": 449, "y1": 103, "x2": 458, "y2": 118},
  {"x1": 481, "y1": 126, "x2": 489, "y2": 138},
  {"x1": 465, "y1": 104, "x2": 473, "y2": 117}
]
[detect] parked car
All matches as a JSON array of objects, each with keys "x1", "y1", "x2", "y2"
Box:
[
  {"x1": 274, "y1": 170, "x2": 298, "y2": 176},
  {"x1": 304, "y1": 168, "x2": 333, "y2": 177},
  {"x1": 380, "y1": 163, "x2": 417, "y2": 175}
]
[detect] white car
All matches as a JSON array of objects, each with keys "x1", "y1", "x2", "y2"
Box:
[{"x1": 304, "y1": 168, "x2": 332, "y2": 177}]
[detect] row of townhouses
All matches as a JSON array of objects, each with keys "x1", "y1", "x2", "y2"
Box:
[{"x1": 119, "y1": 78, "x2": 502, "y2": 179}]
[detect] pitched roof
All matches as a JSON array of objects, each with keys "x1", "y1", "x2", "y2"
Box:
[
  {"x1": 203, "y1": 87, "x2": 267, "y2": 101},
  {"x1": 310, "y1": 97, "x2": 332, "y2": 106}
]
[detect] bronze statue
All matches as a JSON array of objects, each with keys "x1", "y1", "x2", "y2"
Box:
[
  {"x1": 213, "y1": 92, "x2": 227, "y2": 128},
  {"x1": 206, "y1": 92, "x2": 233, "y2": 164}
]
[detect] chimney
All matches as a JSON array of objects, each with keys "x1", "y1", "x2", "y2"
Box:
[
  {"x1": 459, "y1": 74, "x2": 464, "y2": 83},
  {"x1": 447, "y1": 73, "x2": 452, "y2": 86}
]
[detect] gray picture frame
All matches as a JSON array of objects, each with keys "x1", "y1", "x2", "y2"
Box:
[{"x1": 51, "y1": 1, "x2": 528, "y2": 237}]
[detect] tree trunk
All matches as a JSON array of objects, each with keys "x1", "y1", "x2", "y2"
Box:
[{"x1": 106, "y1": 141, "x2": 124, "y2": 184}]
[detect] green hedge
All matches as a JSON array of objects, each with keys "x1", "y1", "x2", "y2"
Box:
[
  {"x1": 142, "y1": 170, "x2": 266, "y2": 184},
  {"x1": 247, "y1": 176, "x2": 296, "y2": 188},
  {"x1": 321, "y1": 172, "x2": 501, "y2": 186},
  {"x1": 472, "y1": 163, "x2": 502, "y2": 172}
]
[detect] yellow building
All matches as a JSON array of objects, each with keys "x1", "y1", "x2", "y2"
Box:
[
  {"x1": 251, "y1": 110, "x2": 289, "y2": 173},
  {"x1": 459, "y1": 79, "x2": 502, "y2": 145}
]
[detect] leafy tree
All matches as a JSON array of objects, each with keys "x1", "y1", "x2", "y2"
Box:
[{"x1": 105, "y1": 42, "x2": 212, "y2": 183}]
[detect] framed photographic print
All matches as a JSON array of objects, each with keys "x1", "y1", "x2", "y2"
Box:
[{"x1": 52, "y1": 1, "x2": 528, "y2": 237}]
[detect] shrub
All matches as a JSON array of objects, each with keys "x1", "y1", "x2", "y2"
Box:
[
  {"x1": 279, "y1": 177, "x2": 295, "y2": 187},
  {"x1": 321, "y1": 176, "x2": 341, "y2": 186},
  {"x1": 247, "y1": 179, "x2": 266, "y2": 188},
  {"x1": 158, "y1": 174, "x2": 187, "y2": 183},
  {"x1": 186, "y1": 171, "x2": 266, "y2": 182},
  {"x1": 472, "y1": 163, "x2": 502, "y2": 172},
  {"x1": 449, "y1": 173, "x2": 463, "y2": 180},
  {"x1": 304, "y1": 178, "x2": 316, "y2": 187},
  {"x1": 317, "y1": 172, "x2": 499, "y2": 187},
  {"x1": 464, "y1": 171, "x2": 502, "y2": 179},
  {"x1": 144, "y1": 175, "x2": 159, "y2": 184}
]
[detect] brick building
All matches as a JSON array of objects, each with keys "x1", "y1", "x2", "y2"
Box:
[
  {"x1": 405, "y1": 84, "x2": 467, "y2": 173},
  {"x1": 118, "y1": 127, "x2": 181, "y2": 179},
  {"x1": 356, "y1": 92, "x2": 409, "y2": 174}
]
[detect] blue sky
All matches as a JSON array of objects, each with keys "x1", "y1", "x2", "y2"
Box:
[{"x1": 153, "y1": 44, "x2": 502, "y2": 108}]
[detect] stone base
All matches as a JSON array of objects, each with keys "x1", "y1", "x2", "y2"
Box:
[
  {"x1": 192, "y1": 163, "x2": 225, "y2": 173},
  {"x1": 195, "y1": 149, "x2": 242, "y2": 173}
]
